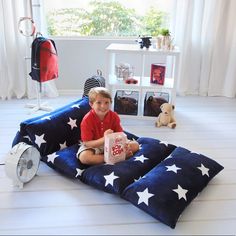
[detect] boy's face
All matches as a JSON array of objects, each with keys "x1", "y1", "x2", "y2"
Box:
[{"x1": 90, "y1": 94, "x2": 111, "y2": 118}]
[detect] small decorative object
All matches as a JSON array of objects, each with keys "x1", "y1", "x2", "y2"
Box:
[
  {"x1": 156, "y1": 28, "x2": 173, "y2": 50},
  {"x1": 83, "y1": 69, "x2": 105, "y2": 97},
  {"x1": 136, "y1": 35, "x2": 152, "y2": 49},
  {"x1": 156, "y1": 36, "x2": 162, "y2": 49},
  {"x1": 155, "y1": 103, "x2": 176, "y2": 129},
  {"x1": 150, "y1": 63, "x2": 166, "y2": 85},
  {"x1": 115, "y1": 63, "x2": 134, "y2": 80},
  {"x1": 125, "y1": 78, "x2": 138, "y2": 84},
  {"x1": 104, "y1": 132, "x2": 127, "y2": 164}
]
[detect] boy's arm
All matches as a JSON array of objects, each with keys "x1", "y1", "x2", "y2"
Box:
[
  {"x1": 83, "y1": 129, "x2": 113, "y2": 148},
  {"x1": 83, "y1": 138, "x2": 104, "y2": 148}
]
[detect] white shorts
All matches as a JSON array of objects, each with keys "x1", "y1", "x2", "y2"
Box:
[{"x1": 76, "y1": 143, "x2": 104, "y2": 159}]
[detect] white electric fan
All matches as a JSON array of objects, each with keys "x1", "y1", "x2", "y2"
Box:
[{"x1": 5, "y1": 142, "x2": 41, "y2": 188}]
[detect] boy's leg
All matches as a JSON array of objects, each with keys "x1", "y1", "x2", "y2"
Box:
[{"x1": 79, "y1": 149, "x2": 105, "y2": 165}]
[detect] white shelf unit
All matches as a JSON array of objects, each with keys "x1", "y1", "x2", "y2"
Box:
[{"x1": 105, "y1": 43, "x2": 180, "y2": 117}]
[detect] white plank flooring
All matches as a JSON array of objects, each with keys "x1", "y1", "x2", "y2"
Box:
[{"x1": 0, "y1": 95, "x2": 236, "y2": 235}]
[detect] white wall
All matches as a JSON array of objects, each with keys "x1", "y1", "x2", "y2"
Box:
[
  {"x1": 54, "y1": 38, "x2": 128, "y2": 91},
  {"x1": 53, "y1": 38, "x2": 166, "y2": 92}
]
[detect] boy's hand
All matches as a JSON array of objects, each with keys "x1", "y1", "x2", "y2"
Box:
[
  {"x1": 125, "y1": 141, "x2": 133, "y2": 158},
  {"x1": 104, "y1": 129, "x2": 113, "y2": 136}
]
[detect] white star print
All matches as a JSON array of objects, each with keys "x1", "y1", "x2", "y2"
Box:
[
  {"x1": 104, "y1": 162, "x2": 115, "y2": 166},
  {"x1": 59, "y1": 141, "x2": 67, "y2": 150},
  {"x1": 166, "y1": 164, "x2": 181, "y2": 173},
  {"x1": 134, "y1": 176, "x2": 146, "y2": 182},
  {"x1": 198, "y1": 164, "x2": 209, "y2": 177},
  {"x1": 165, "y1": 154, "x2": 173, "y2": 159},
  {"x1": 173, "y1": 185, "x2": 188, "y2": 201},
  {"x1": 134, "y1": 154, "x2": 148, "y2": 163},
  {"x1": 75, "y1": 168, "x2": 84, "y2": 177},
  {"x1": 190, "y1": 150, "x2": 200, "y2": 155},
  {"x1": 67, "y1": 117, "x2": 77, "y2": 130},
  {"x1": 41, "y1": 115, "x2": 51, "y2": 120},
  {"x1": 34, "y1": 134, "x2": 46, "y2": 148},
  {"x1": 159, "y1": 141, "x2": 169, "y2": 146},
  {"x1": 104, "y1": 172, "x2": 119, "y2": 186},
  {"x1": 23, "y1": 135, "x2": 30, "y2": 140},
  {"x1": 47, "y1": 153, "x2": 59, "y2": 163},
  {"x1": 137, "y1": 188, "x2": 154, "y2": 206},
  {"x1": 71, "y1": 104, "x2": 80, "y2": 109}
]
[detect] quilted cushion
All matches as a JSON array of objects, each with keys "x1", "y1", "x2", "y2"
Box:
[
  {"x1": 81, "y1": 138, "x2": 176, "y2": 195},
  {"x1": 24, "y1": 97, "x2": 90, "y2": 156},
  {"x1": 41, "y1": 144, "x2": 89, "y2": 179},
  {"x1": 121, "y1": 146, "x2": 224, "y2": 228},
  {"x1": 17, "y1": 97, "x2": 88, "y2": 137},
  {"x1": 40, "y1": 131, "x2": 140, "y2": 179}
]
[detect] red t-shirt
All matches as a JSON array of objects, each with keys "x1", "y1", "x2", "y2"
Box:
[{"x1": 81, "y1": 109, "x2": 123, "y2": 142}]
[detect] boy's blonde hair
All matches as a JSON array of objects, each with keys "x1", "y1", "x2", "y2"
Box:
[{"x1": 88, "y1": 87, "x2": 112, "y2": 103}]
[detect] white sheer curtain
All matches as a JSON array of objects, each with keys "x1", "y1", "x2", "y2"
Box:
[
  {"x1": 172, "y1": 0, "x2": 236, "y2": 97},
  {"x1": 0, "y1": 0, "x2": 58, "y2": 100}
]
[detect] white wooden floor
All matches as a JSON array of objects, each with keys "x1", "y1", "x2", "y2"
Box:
[{"x1": 0, "y1": 95, "x2": 236, "y2": 235}]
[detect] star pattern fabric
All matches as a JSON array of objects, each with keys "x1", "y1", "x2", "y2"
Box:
[
  {"x1": 13, "y1": 97, "x2": 224, "y2": 230},
  {"x1": 159, "y1": 141, "x2": 169, "y2": 146},
  {"x1": 71, "y1": 104, "x2": 80, "y2": 109},
  {"x1": 137, "y1": 188, "x2": 154, "y2": 205},
  {"x1": 134, "y1": 154, "x2": 148, "y2": 163},
  {"x1": 122, "y1": 146, "x2": 224, "y2": 229},
  {"x1": 34, "y1": 134, "x2": 46, "y2": 148},
  {"x1": 198, "y1": 163, "x2": 209, "y2": 176},
  {"x1": 60, "y1": 141, "x2": 67, "y2": 150},
  {"x1": 173, "y1": 184, "x2": 188, "y2": 201},
  {"x1": 104, "y1": 172, "x2": 119, "y2": 186},
  {"x1": 23, "y1": 97, "x2": 91, "y2": 156},
  {"x1": 47, "y1": 153, "x2": 59, "y2": 163},
  {"x1": 166, "y1": 164, "x2": 181, "y2": 173},
  {"x1": 67, "y1": 117, "x2": 78, "y2": 130},
  {"x1": 41, "y1": 115, "x2": 51, "y2": 120},
  {"x1": 76, "y1": 168, "x2": 84, "y2": 178},
  {"x1": 82, "y1": 137, "x2": 176, "y2": 195}
]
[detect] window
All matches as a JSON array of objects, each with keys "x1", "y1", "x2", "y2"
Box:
[{"x1": 42, "y1": 0, "x2": 174, "y2": 37}]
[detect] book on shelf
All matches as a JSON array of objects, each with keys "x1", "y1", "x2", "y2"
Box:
[{"x1": 150, "y1": 63, "x2": 166, "y2": 85}]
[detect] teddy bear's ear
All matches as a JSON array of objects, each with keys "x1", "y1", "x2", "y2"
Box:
[
  {"x1": 172, "y1": 105, "x2": 175, "y2": 110},
  {"x1": 148, "y1": 96, "x2": 153, "y2": 101}
]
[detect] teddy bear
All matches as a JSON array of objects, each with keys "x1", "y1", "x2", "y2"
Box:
[{"x1": 155, "y1": 103, "x2": 176, "y2": 129}]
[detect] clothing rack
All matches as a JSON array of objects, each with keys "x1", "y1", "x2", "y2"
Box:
[{"x1": 19, "y1": 4, "x2": 53, "y2": 114}]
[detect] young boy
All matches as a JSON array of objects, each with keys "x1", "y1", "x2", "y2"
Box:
[{"x1": 77, "y1": 87, "x2": 139, "y2": 165}]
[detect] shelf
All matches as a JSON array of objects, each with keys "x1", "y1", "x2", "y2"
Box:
[
  {"x1": 106, "y1": 43, "x2": 180, "y2": 56},
  {"x1": 108, "y1": 75, "x2": 174, "y2": 89},
  {"x1": 105, "y1": 43, "x2": 180, "y2": 118}
]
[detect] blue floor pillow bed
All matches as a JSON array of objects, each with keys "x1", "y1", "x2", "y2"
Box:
[{"x1": 12, "y1": 96, "x2": 224, "y2": 229}]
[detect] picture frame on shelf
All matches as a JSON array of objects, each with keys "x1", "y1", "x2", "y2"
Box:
[{"x1": 150, "y1": 64, "x2": 166, "y2": 85}]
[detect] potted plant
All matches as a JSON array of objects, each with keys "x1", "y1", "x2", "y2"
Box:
[{"x1": 158, "y1": 28, "x2": 172, "y2": 50}]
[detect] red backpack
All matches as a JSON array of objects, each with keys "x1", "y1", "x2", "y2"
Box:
[{"x1": 29, "y1": 36, "x2": 58, "y2": 87}]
